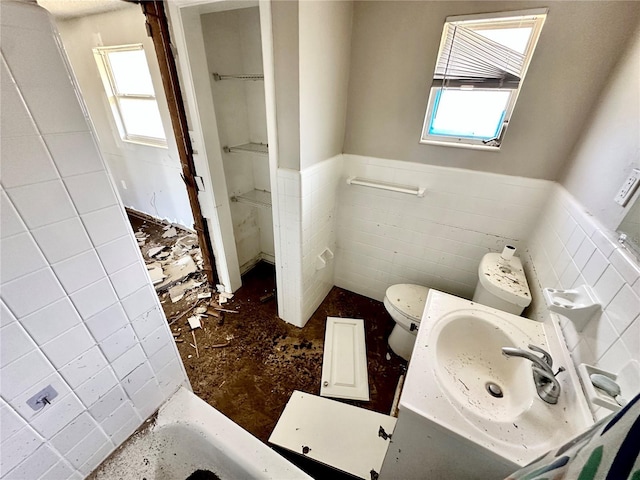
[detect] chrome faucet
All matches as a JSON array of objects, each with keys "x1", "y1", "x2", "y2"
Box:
[{"x1": 502, "y1": 344, "x2": 563, "y2": 404}]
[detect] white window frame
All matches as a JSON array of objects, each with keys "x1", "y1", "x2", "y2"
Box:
[
  {"x1": 93, "y1": 44, "x2": 167, "y2": 148},
  {"x1": 420, "y1": 9, "x2": 547, "y2": 150}
]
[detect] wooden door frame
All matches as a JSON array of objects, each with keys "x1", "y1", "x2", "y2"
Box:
[{"x1": 127, "y1": 0, "x2": 218, "y2": 286}]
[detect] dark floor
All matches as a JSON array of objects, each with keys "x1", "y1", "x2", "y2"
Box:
[{"x1": 128, "y1": 213, "x2": 407, "y2": 479}]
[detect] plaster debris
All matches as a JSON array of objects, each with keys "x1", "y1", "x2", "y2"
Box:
[
  {"x1": 197, "y1": 292, "x2": 212, "y2": 299},
  {"x1": 177, "y1": 235, "x2": 198, "y2": 249},
  {"x1": 147, "y1": 263, "x2": 165, "y2": 285},
  {"x1": 188, "y1": 315, "x2": 202, "y2": 330},
  {"x1": 147, "y1": 246, "x2": 167, "y2": 258},
  {"x1": 162, "y1": 226, "x2": 178, "y2": 238},
  {"x1": 194, "y1": 306, "x2": 208, "y2": 315},
  {"x1": 169, "y1": 278, "x2": 202, "y2": 303},
  {"x1": 156, "y1": 256, "x2": 198, "y2": 292}
]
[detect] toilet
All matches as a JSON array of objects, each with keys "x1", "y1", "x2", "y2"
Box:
[
  {"x1": 384, "y1": 284, "x2": 430, "y2": 361},
  {"x1": 472, "y1": 252, "x2": 531, "y2": 315},
  {"x1": 384, "y1": 251, "x2": 531, "y2": 361}
]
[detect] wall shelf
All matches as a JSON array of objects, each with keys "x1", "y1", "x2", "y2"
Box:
[
  {"x1": 212, "y1": 73, "x2": 264, "y2": 81},
  {"x1": 224, "y1": 143, "x2": 269, "y2": 156},
  {"x1": 231, "y1": 189, "x2": 272, "y2": 208}
]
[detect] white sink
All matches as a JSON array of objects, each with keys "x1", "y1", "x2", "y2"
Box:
[
  {"x1": 391, "y1": 291, "x2": 593, "y2": 476},
  {"x1": 435, "y1": 311, "x2": 534, "y2": 423}
]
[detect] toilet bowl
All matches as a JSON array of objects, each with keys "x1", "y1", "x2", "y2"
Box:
[{"x1": 384, "y1": 284, "x2": 430, "y2": 361}]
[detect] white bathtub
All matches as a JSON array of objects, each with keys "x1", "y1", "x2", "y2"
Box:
[{"x1": 91, "y1": 387, "x2": 311, "y2": 479}]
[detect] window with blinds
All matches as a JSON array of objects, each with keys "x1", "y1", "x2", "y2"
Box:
[{"x1": 421, "y1": 9, "x2": 547, "y2": 149}]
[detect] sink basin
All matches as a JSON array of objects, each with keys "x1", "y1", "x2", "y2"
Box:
[
  {"x1": 398, "y1": 290, "x2": 593, "y2": 470},
  {"x1": 435, "y1": 312, "x2": 533, "y2": 422}
]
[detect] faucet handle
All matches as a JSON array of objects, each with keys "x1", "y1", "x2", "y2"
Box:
[{"x1": 528, "y1": 344, "x2": 553, "y2": 368}]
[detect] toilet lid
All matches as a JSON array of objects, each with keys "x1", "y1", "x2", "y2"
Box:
[{"x1": 385, "y1": 284, "x2": 430, "y2": 322}]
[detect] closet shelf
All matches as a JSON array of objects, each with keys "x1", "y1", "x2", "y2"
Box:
[
  {"x1": 231, "y1": 189, "x2": 272, "y2": 208},
  {"x1": 212, "y1": 73, "x2": 264, "y2": 81},
  {"x1": 224, "y1": 143, "x2": 269, "y2": 155}
]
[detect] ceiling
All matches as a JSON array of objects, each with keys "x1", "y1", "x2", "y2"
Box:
[{"x1": 37, "y1": 0, "x2": 132, "y2": 20}]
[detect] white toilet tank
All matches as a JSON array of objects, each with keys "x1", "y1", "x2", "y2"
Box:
[{"x1": 472, "y1": 253, "x2": 531, "y2": 315}]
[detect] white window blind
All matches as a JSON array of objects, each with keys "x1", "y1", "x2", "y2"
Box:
[{"x1": 433, "y1": 24, "x2": 526, "y2": 89}]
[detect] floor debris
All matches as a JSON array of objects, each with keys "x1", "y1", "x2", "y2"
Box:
[
  {"x1": 162, "y1": 226, "x2": 178, "y2": 238},
  {"x1": 169, "y1": 278, "x2": 202, "y2": 303},
  {"x1": 188, "y1": 315, "x2": 202, "y2": 330},
  {"x1": 127, "y1": 214, "x2": 406, "y2": 475},
  {"x1": 157, "y1": 256, "x2": 199, "y2": 292},
  {"x1": 147, "y1": 246, "x2": 167, "y2": 258},
  {"x1": 146, "y1": 263, "x2": 165, "y2": 285},
  {"x1": 191, "y1": 330, "x2": 200, "y2": 358}
]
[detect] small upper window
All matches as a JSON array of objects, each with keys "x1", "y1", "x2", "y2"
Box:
[
  {"x1": 93, "y1": 44, "x2": 167, "y2": 147},
  {"x1": 421, "y1": 9, "x2": 547, "y2": 149}
]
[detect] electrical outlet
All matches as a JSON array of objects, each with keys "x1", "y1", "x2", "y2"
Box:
[{"x1": 614, "y1": 168, "x2": 640, "y2": 206}]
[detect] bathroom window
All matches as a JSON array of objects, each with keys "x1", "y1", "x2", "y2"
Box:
[
  {"x1": 421, "y1": 9, "x2": 547, "y2": 149},
  {"x1": 94, "y1": 44, "x2": 167, "y2": 147}
]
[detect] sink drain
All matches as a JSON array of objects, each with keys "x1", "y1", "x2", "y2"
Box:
[{"x1": 486, "y1": 382, "x2": 504, "y2": 398}]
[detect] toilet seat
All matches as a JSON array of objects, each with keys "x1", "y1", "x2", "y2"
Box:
[{"x1": 384, "y1": 284, "x2": 430, "y2": 331}]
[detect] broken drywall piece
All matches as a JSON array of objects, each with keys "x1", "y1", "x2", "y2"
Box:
[
  {"x1": 155, "y1": 255, "x2": 198, "y2": 291},
  {"x1": 169, "y1": 278, "x2": 202, "y2": 303},
  {"x1": 216, "y1": 284, "x2": 226, "y2": 293},
  {"x1": 219, "y1": 292, "x2": 234, "y2": 301},
  {"x1": 147, "y1": 246, "x2": 167, "y2": 258},
  {"x1": 157, "y1": 251, "x2": 171, "y2": 259},
  {"x1": 162, "y1": 227, "x2": 178, "y2": 238},
  {"x1": 218, "y1": 296, "x2": 228, "y2": 305},
  {"x1": 188, "y1": 315, "x2": 202, "y2": 330},
  {"x1": 134, "y1": 231, "x2": 147, "y2": 239},
  {"x1": 147, "y1": 263, "x2": 165, "y2": 285},
  {"x1": 177, "y1": 235, "x2": 198, "y2": 249},
  {"x1": 194, "y1": 306, "x2": 207, "y2": 315},
  {"x1": 197, "y1": 292, "x2": 212, "y2": 299}
]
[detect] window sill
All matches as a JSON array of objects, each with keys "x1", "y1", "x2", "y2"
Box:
[
  {"x1": 419, "y1": 139, "x2": 501, "y2": 152},
  {"x1": 122, "y1": 138, "x2": 168, "y2": 149}
]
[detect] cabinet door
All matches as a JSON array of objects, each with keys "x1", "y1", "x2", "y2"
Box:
[
  {"x1": 269, "y1": 391, "x2": 396, "y2": 480},
  {"x1": 321, "y1": 317, "x2": 370, "y2": 401}
]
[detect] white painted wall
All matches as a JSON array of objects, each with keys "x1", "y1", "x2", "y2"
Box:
[
  {"x1": 299, "y1": 0, "x2": 353, "y2": 170},
  {"x1": 0, "y1": 3, "x2": 188, "y2": 478},
  {"x1": 270, "y1": 0, "x2": 300, "y2": 171},
  {"x1": 561, "y1": 26, "x2": 640, "y2": 231},
  {"x1": 343, "y1": 1, "x2": 640, "y2": 180},
  {"x1": 56, "y1": 6, "x2": 194, "y2": 227}
]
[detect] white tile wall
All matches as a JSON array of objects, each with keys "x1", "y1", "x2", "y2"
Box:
[
  {"x1": 334, "y1": 154, "x2": 553, "y2": 301},
  {"x1": 0, "y1": 3, "x2": 189, "y2": 479},
  {"x1": 275, "y1": 168, "x2": 304, "y2": 326},
  {"x1": 300, "y1": 155, "x2": 342, "y2": 321},
  {"x1": 524, "y1": 185, "x2": 640, "y2": 376}
]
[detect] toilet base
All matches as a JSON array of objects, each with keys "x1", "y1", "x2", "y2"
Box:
[{"x1": 388, "y1": 324, "x2": 417, "y2": 361}]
